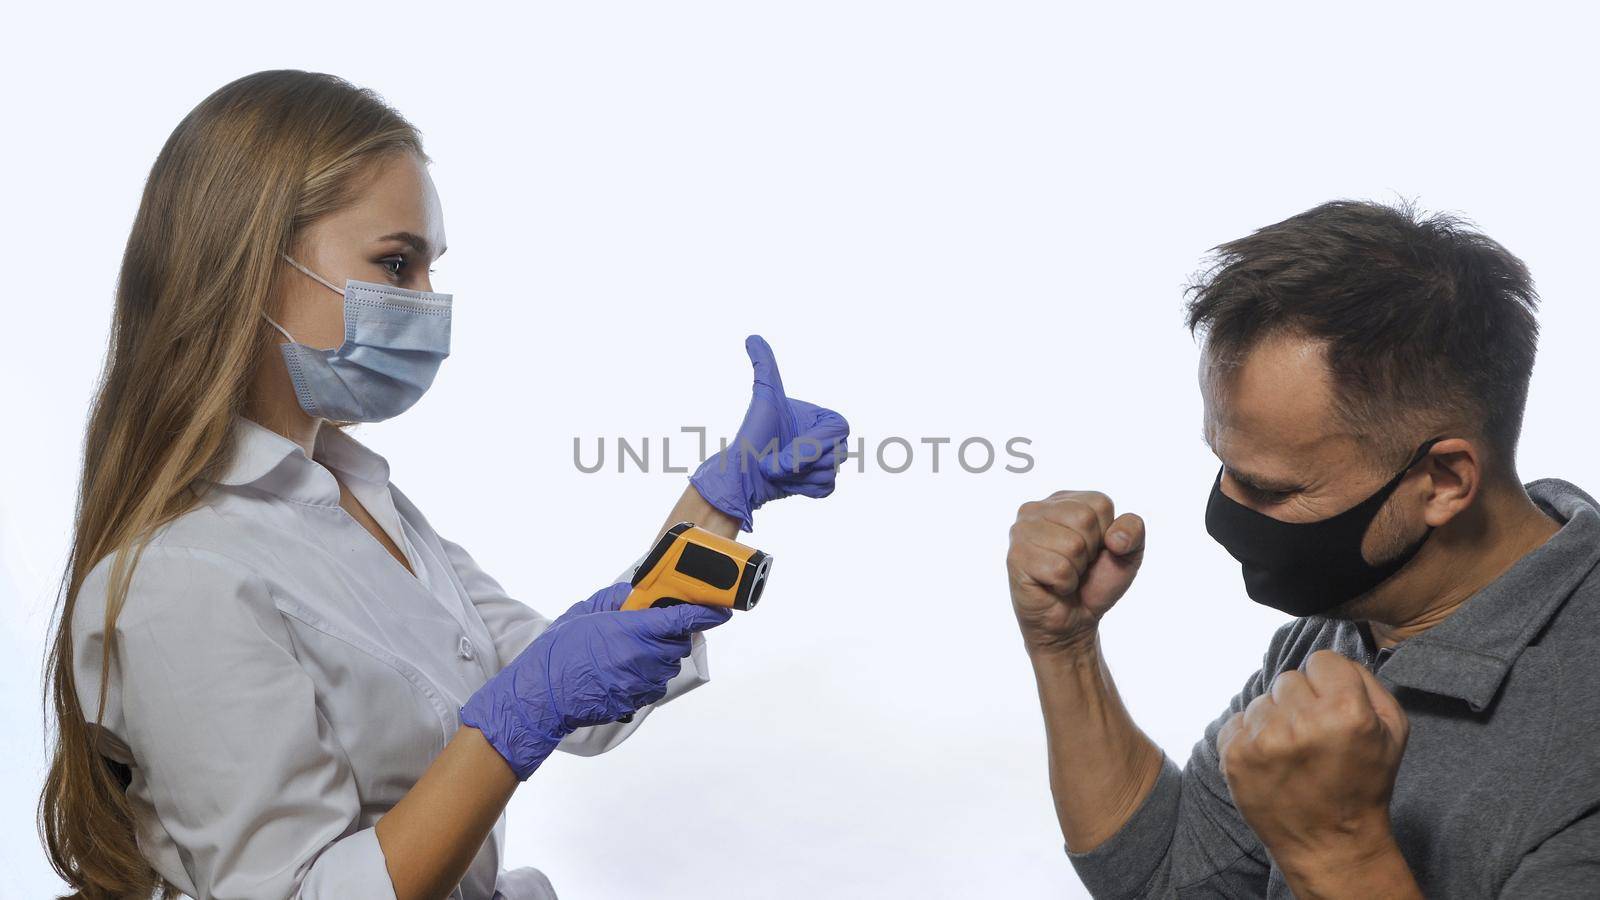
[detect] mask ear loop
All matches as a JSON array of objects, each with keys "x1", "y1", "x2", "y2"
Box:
[
  {"x1": 281, "y1": 252, "x2": 347, "y2": 296},
  {"x1": 267, "y1": 252, "x2": 348, "y2": 345},
  {"x1": 1403, "y1": 435, "x2": 1448, "y2": 474},
  {"x1": 261, "y1": 313, "x2": 296, "y2": 344}
]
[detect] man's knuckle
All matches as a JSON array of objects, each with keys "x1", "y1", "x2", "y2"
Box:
[
  {"x1": 1307, "y1": 648, "x2": 1352, "y2": 673},
  {"x1": 1221, "y1": 735, "x2": 1252, "y2": 768},
  {"x1": 1272, "y1": 670, "x2": 1305, "y2": 691},
  {"x1": 1060, "y1": 527, "x2": 1088, "y2": 556},
  {"x1": 1082, "y1": 491, "x2": 1115, "y2": 518},
  {"x1": 1254, "y1": 725, "x2": 1295, "y2": 758},
  {"x1": 1062, "y1": 502, "x2": 1097, "y2": 530},
  {"x1": 1328, "y1": 696, "x2": 1372, "y2": 728}
]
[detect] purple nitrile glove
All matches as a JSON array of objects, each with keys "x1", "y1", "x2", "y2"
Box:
[
  {"x1": 460, "y1": 582, "x2": 731, "y2": 780},
  {"x1": 689, "y1": 335, "x2": 850, "y2": 532}
]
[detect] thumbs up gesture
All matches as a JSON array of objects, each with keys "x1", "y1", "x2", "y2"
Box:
[{"x1": 688, "y1": 335, "x2": 849, "y2": 533}]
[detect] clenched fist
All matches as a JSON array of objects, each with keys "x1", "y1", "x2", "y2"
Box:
[
  {"x1": 1006, "y1": 490, "x2": 1145, "y2": 657},
  {"x1": 1218, "y1": 649, "x2": 1409, "y2": 872}
]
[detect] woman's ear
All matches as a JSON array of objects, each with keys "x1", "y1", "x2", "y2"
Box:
[{"x1": 271, "y1": 249, "x2": 348, "y2": 352}]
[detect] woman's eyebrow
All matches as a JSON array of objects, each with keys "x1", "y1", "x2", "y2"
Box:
[{"x1": 376, "y1": 231, "x2": 446, "y2": 259}]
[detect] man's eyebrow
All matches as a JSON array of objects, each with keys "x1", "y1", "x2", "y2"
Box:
[
  {"x1": 1229, "y1": 467, "x2": 1301, "y2": 493},
  {"x1": 1200, "y1": 426, "x2": 1301, "y2": 492},
  {"x1": 376, "y1": 231, "x2": 446, "y2": 259}
]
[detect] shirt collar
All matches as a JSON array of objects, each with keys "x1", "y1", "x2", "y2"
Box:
[
  {"x1": 206, "y1": 417, "x2": 392, "y2": 506},
  {"x1": 313, "y1": 422, "x2": 392, "y2": 486},
  {"x1": 1373, "y1": 477, "x2": 1600, "y2": 711}
]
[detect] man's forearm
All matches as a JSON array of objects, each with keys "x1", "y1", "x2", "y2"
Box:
[{"x1": 1031, "y1": 630, "x2": 1165, "y2": 852}]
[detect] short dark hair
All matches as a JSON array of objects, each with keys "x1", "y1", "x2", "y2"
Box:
[{"x1": 1183, "y1": 198, "x2": 1540, "y2": 476}]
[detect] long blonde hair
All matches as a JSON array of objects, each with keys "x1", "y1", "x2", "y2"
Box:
[{"x1": 40, "y1": 69, "x2": 427, "y2": 898}]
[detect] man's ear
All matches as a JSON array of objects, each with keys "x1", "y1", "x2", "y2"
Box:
[{"x1": 1420, "y1": 437, "x2": 1479, "y2": 529}]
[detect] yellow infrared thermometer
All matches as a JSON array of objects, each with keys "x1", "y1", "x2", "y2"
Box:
[
  {"x1": 622, "y1": 522, "x2": 772, "y2": 612},
  {"x1": 615, "y1": 523, "x2": 769, "y2": 723}
]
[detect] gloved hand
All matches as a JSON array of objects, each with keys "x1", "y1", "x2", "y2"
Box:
[
  {"x1": 689, "y1": 334, "x2": 850, "y2": 532},
  {"x1": 460, "y1": 582, "x2": 731, "y2": 780}
]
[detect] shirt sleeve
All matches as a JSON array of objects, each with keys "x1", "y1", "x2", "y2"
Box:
[
  {"x1": 493, "y1": 865, "x2": 559, "y2": 900},
  {"x1": 71, "y1": 544, "x2": 397, "y2": 900},
  {"x1": 437, "y1": 536, "x2": 712, "y2": 758},
  {"x1": 1498, "y1": 810, "x2": 1600, "y2": 897},
  {"x1": 1066, "y1": 637, "x2": 1288, "y2": 899}
]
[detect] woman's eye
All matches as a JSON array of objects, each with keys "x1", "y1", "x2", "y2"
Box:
[{"x1": 380, "y1": 255, "x2": 407, "y2": 277}]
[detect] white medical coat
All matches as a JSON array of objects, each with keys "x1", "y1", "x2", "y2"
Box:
[{"x1": 70, "y1": 416, "x2": 710, "y2": 899}]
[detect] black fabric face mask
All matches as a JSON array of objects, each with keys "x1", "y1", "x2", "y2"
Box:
[{"x1": 1204, "y1": 436, "x2": 1445, "y2": 617}]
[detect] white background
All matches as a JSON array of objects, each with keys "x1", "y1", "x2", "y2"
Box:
[{"x1": 5, "y1": 2, "x2": 1600, "y2": 898}]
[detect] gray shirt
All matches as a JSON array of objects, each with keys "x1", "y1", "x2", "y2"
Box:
[{"x1": 1068, "y1": 477, "x2": 1600, "y2": 899}]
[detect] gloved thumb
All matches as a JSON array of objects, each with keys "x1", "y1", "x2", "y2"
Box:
[
  {"x1": 745, "y1": 334, "x2": 788, "y2": 397},
  {"x1": 550, "y1": 582, "x2": 633, "y2": 630},
  {"x1": 631, "y1": 602, "x2": 733, "y2": 641},
  {"x1": 590, "y1": 582, "x2": 633, "y2": 612}
]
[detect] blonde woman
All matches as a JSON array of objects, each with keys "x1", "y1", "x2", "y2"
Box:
[{"x1": 40, "y1": 70, "x2": 847, "y2": 900}]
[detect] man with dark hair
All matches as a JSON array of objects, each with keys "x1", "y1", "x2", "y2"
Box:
[{"x1": 1007, "y1": 199, "x2": 1600, "y2": 898}]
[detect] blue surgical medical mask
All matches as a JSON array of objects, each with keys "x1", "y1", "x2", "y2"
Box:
[{"x1": 263, "y1": 253, "x2": 453, "y2": 423}]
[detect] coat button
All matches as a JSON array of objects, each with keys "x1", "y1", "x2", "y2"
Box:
[{"x1": 458, "y1": 636, "x2": 475, "y2": 660}]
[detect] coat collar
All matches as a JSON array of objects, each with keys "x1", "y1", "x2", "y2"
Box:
[
  {"x1": 206, "y1": 416, "x2": 392, "y2": 506},
  {"x1": 1371, "y1": 477, "x2": 1600, "y2": 712}
]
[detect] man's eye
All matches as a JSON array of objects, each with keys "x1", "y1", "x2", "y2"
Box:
[
  {"x1": 1228, "y1": 472, "x2": 1292, "y2": 504},
  {"x1": 1248, "y1": 486, "x2": 1293, "y2": 505}
]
